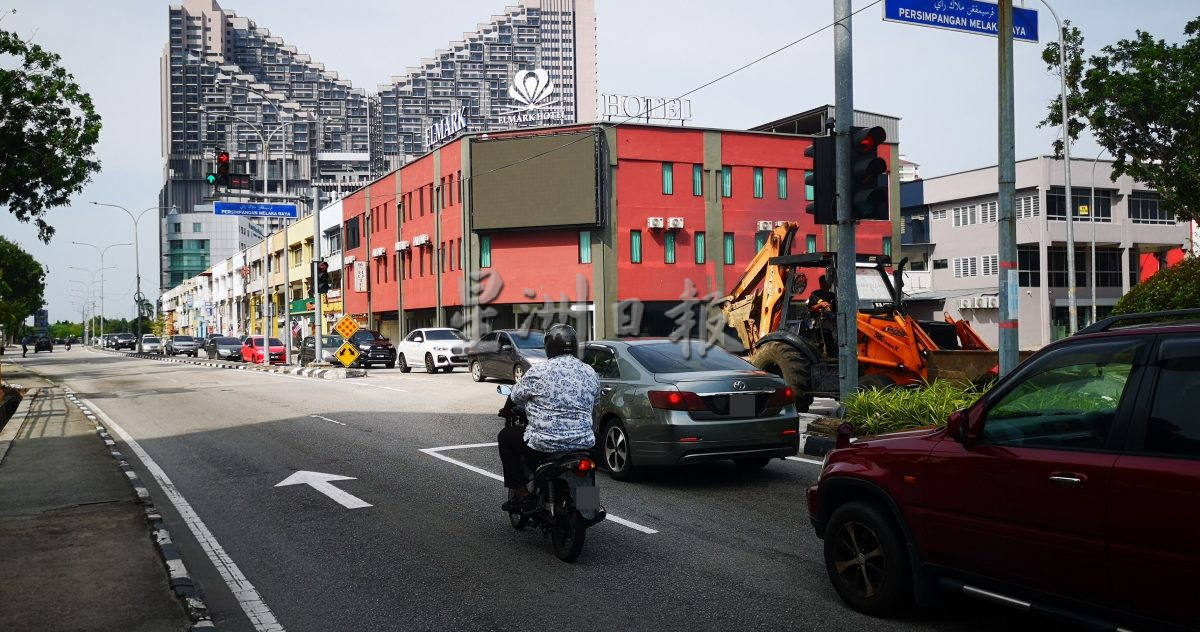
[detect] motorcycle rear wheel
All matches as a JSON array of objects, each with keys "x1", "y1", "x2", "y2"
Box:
[
  {"x1": 508, "y1": 511, "x2": 529, "y2": 530},
  {"x1": 552, "y1": 514, "x2": 587, "y2": 562}
]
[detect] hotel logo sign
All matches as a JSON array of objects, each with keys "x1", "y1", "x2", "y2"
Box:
[{"x1": 499, "y1": 68, "x2": 567, "y2": 126}]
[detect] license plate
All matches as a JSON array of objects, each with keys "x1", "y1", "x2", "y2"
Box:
[
  {"x1": 730, "y1": 393, "x2": 756, "y2": 417},
  {"x1": 575, "y1": 486, "x2": 600, "y2": 512}
]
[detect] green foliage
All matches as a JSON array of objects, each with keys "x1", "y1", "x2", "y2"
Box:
[
  {"x1": 844, "y1": 380, "x2": 987, "y2": 436},
  {"x1": 49, "y1": 320, "x2": 82, "y2": 340},
  {"x1": 1039, "y1": 18, "x2": 1200, "y2": 224},
  {"x1": 1113, "y1": 256, "x2": 1200, "y2": 314},
  {"x1": 0, "y1": 236, "x2": 45, "y2": 336},
  {"x1": 0, "y1": 29, "x2": 102, "y2": 242}
]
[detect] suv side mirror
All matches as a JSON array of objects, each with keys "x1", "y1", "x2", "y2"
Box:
[
  {"x1": 501, "y1": 344, "x2": 513, "y2": 353},
  {"x1": 948, "y1": 405, "x2": 984, "y2": 448}
]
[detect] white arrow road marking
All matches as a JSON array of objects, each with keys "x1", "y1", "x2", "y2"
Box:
[
  {"x1": 420, "y1": 443, "x2": 658, "y2": 535},
  {"x1": 310, "y1": 414, "x2": 346, "y2": 426},
  {"x1": 275, "y1": 471, "x2": 373, "y2": 509}
]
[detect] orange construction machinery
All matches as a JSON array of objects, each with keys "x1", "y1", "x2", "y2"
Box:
[{"x1": 720, "y1": 222, "x2": 994, "y2": 411}]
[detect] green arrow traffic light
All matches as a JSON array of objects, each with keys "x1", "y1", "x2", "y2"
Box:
[{"x1": 206, "y1": 173, "x2": 218, "y2": 185}]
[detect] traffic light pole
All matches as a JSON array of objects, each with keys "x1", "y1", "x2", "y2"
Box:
[{"x1": 833, "y1": 0, "x2": 859, "y2": 400}]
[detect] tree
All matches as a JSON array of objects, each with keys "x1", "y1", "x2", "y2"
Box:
[
  {"x1": 1113, "y1": 257, "x2": 1200, "y2": 314},
  {"x1": 1039, "y1": 18, "x2": 1200, "y2": 224},
  {"x1": 0, "y1": 236, "x2": 46, "y2": 336},
  {"x1": 0, "y1": 29, "x2": 102, "y2": 243}
]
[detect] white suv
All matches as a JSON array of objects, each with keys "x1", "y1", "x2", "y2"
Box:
[{"x1": 395, "y1": 328, "x2": 469, "y2": 373}]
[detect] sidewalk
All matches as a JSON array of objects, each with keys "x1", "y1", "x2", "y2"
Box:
[{"x1": 0, "y1": 360, "x2": 190, "y2": 632}]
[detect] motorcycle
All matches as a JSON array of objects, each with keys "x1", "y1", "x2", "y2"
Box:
[{"x1": 496, "y1": 384, "x2": 605, "y2": 562}]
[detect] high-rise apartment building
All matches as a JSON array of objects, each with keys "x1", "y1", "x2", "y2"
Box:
[{"x1": 377, "y1": 0, "x2": 597, "y2": 168}]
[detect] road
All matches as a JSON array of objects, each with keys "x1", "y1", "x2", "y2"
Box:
[{"x1": 16, "y1": 349, "x2": 1060, "y2": 632}]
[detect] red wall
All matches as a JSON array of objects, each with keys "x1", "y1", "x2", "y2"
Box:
[
  {"x1": 341, "y1": 191, "x2": 368, "y2": 318},
  {"x1": 487, "y1": 229, "x2": 593, "y2": 304}
]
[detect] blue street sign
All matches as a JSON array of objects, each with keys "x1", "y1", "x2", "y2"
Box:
[
  {"x1": 213, "y1": 201, "x2": 299, "y2": 218},
  {"x1": 884, "y1": 0, "x2": 1039, "y2": 43}
]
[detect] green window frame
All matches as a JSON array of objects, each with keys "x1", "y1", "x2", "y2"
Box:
[
  {"x1": 723, "y1": 232, "x2": 735, "y2": 265},
  {"x1": 662, "y1": 162, "x2": 674, "y2": 195},
  {"x1": 695, "y1": 231, "x2": 706, "y2": 263},
  {"x1": 883, "y1": 236, "x2": 893, "y2": 257},
  {"x1": 777, "y1": 169, "x2": 788, "y2": 199},
  {"x1": 805, "y1": 170, "x2": 814, "y2": 202},
  {"x1": 692, "y1": 164, "x2": 703, "y2": 196},
  {"x1": 755, "y1": 231, "x2": 767, "y2": 251},
  {"x1": 721, "y1": 166, "x2": 732, "y2": 198},
  {"x1": 630, "y1": 230, "x2": 642, "y2": 264},
  {"x1": 192, "y1": 222, "x2": 203, "y2": 233},
  {"x1": 806, "y1": 234, "x2": 818, "y2": 253},
  {"x1": 480, "y1": 235, "x2": 492, "y2": 268},
  {"x1": 579, "y1": 231, "x2": 591, "y2": 264},
  {"x1": 753, "y1": 167, "x2": 764, "y2": 198},
  {"x1": 665, "y1": 232, "x2": 676, "y2": 264}
]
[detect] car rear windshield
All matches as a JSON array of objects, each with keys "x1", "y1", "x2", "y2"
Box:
[
  {"x1": 322, "y1": 336, "x2": 343, "y2": 346},
  {"x1": 426, "y1": 330, "x2": 466, "y2": 341},
  {"x1": 173, "y1": 336, "x2": 194, "y2": 342},
  {"x1": 627, "y1": 342, "x2": 755, "y2": 374},
  {"x1": 143, "y1": 337, "x2": 160, "y2": 343},
  {"x1": 511, "y1": 332, "x2": 545, "y2": 349}
]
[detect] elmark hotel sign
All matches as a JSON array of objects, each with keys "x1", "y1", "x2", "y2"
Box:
[{"x1": 499, "y1": 68, "x2": 566, "y2": 125}]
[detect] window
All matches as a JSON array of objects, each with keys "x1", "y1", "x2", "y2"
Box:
[
  {"x1": 1130, "y1": 191, "x2": 1174, "y2": 225},
  {"x1": 1017, "y1": 195, "x2": 1040, "y2": 219},
  {"x1": 805, "y1": 171, "x2": 814, "y2": 202},
  {"x1": 721, "y1": 165, "x2": 732, "y2": 198},
  {"x1": 345, "y1": 217, "x2": 361, "y2": 249},
  {"x1": 723, "y1": 233, "x2": 735, "y2": 265},
  {"x1": 931, "y1": 208, "x2": 948, "y2": 221},
  {"x1": 664, "y1": 232, "x2": 676, "y2": 264},
  {"x1": 171, "y1": 223, "x2": 181, "y2": 233},
  {"x1": 1143, "y1": 338, "x2": 1200, "y2": 458},
  {"x1": 630, "y1": 230, "x2": 642, "y2": 264},
  {"x1": 192, "y1": 222, "x2": 203, "y2": 233},
  {"x1": 933, "y1": 259, "x2": 948, "y2": 270},
  {"x1": 981, "y1": 254, "x2": 999, "y2": 276},
  {"x1": 777, "y1": 169, "x2": 788, "y2": 199},
  {"x1": 755, "y1": 231, "x2": 768, "y2": 252},
  {"x1": 882, "y1": 236, "x2": 893, "y2": 258},
  {"x1": 448, "y1": 240, "x2": 455, "y2": 272},
  {"x1": 169, "y1": 240, "x2": 183, "y2": 249},
  {"x1": 953, "y1": 205, "x2": 978, "y2": 227},
  {"x1": 692, "y1": 164, "x2": 703, "y2": 196},
  {"x1": 583, "y1": 346, "x2": 621, "y2": 379},
  {"x1": 981, "y1": 339, "x2": 1143, "y2": 449},
  {"x1": 1048, "y1": 246, "x2": 1086, "y2": 287},
  {"x1": 979, "y1": 201, "x2": 998, "y2": 224},
  {"x1": 480, "y1": 235, "x2": 491, "y2": 268},
  {"x1": 579, "y1": 231, "x2": 591, "y2": 264},
  {"x1": 753, "y1": 167, "x2": 764, "y2": 198},
  {"x1": 695, "y1": 231, "x2": 706, "y2": 263},
  {"x1": 1047, "y1": 186, "x2": 1112, "y2": 222},
  {"x1": 1095, "y1": 247, "x2": 1124, "y2": 287},
  {"x1": 953, "y1": 256, "x2": 978, "y2": 278},
  {"x1": 807, "y1": 234, "x2": 817, "y2": 254},
  {"x1": 1018, "y1": 245, "x2": 1040, "y2": 287},
  {"x1": 661, "y1": 162, "x2": 674, "y2": 195}
]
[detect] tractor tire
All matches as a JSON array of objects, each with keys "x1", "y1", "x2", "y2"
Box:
[{"x1": 751, "y1": 341, "x2": 816, "y2": 413}]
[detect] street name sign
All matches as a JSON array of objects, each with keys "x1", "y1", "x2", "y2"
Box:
[
  {"x1": 334, "y1": 343, "x2": 361, "y2": 368},
  {"x1": 333, "y1": 315, "x2": 360, "y2": 340},
  {"x1": 213, "y1": 202, "x2": 299, "y2": 218},
  {"x1": 883, "y1": 0, "x2": 1039, "y2": 43}
]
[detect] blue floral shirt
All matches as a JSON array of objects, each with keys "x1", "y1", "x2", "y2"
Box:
[{"x1": 511, "y1": 355, "x2": 601, "y2": 452}]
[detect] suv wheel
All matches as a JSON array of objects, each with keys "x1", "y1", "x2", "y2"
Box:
[
  {"x1": 424, "y1": 353, "x2": 436, "y2": 374},
  {"x1": 823, "y1": 501, "x2": 911, "y2": 616}
]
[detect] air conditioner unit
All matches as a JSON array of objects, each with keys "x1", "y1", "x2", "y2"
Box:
[
  {"x1": 756, "y1": 220, "x2": 773, "y2": 231},
  {"x1": 371, "y1": 247, "x2": 386, "y2": 258},
  {"x1": 986, "y1": 296, "x2": 1000, "y2": 309},
  {"x1": 343, "y1": 255, "x2": 356, "y2": 264},
  {"x1": 412, "y1": 234, "x2": 431, "y2": 247},
  {"x1": 646, "y1": 217, "x2": 664, "y2": 230},
  {"x1": 666, "y1": 217, "x2": 685, "y2": 230},
  {"x1": 973, "y1": 296, "x2": 989, "y2": 309},
  {"x1": 957, "y1": 298, "x2": 973, "y2": 310},
  {"x1": 395, "y1": 240, "x2": 410, "y2": 251},
  {"x1": 774, "y1": 221, "x2": 790, "y2": 227}
]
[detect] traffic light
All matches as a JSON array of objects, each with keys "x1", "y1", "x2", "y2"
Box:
[
  {"x1": 849, "y1": 126, "x2": 889, "y2": 221},
  {"x1": 805, "y1": 135, "x2": 836, "y2": 225},
  {"x1": 216, "y1": 150, "x2": 231, "y2": 186},
  {"x1": 315, "y1": 260, "x2": 331, "y2": 294}
]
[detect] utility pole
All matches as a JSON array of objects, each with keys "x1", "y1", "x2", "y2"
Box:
[
  {"x1": 997, "y1": 0, "x2": 1019, "y2": 375},
  {"x1": 313, "y1": 120, "x2": 324, "y2": 364},
  {"x1": 833, "y1": 0, "x2": 859, "y2": 399}
]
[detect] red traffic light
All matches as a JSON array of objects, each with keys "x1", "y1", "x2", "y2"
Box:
[
  {"x1": 217, "y1": 151, "x2": 230, "y2": 164},
  {"x1": 852, "y1": 126, "x2": 886, "y2": 155},
  {"x1": 316, "y1": 261, "x2": 329, "y2": 273}
]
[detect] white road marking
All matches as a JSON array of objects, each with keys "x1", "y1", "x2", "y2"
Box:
[
  {"x1": 310, "y1": 414, "x2": 346, "y2": 426},
  {"x1": 421, "y1": 443, "x2": 659, "y2": 535},
  {"x1": 275, "y1": 471, "x2": 372, "y2": 509},
  {"x1": 786, "y1": 456, "x2": 824, "y2": 466},
  {"x1": 82, "y1": 399, "x2": 284, "y2": 632}
]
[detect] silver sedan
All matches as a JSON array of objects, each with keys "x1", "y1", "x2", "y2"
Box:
[{"x1": 582, "y1": 339, "x2": 799, "y2": 480}]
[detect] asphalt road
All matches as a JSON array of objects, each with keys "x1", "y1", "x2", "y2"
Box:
[{"x1": 15, "y1": 349, "x2": 1063, "y2": 632}]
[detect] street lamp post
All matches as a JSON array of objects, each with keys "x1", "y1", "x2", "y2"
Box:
[
  {"x1": 90, "y1": 203, "x2": 176, "y2": 352},
  {"x1": 69, "y1": 244, "x2": 128, "y2": 340},
  {"x1": 1089, "y1": 148, "x2": 1108, "y2": 325}
]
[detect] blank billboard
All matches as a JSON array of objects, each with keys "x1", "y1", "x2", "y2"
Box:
[{"x1": 470, "y1": 131, "x2": 600, "y2": 231}]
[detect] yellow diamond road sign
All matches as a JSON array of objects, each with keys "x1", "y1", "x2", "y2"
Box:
[
  {"x1": 334, "y1": 342, "x2": 361, "y2": 368},
  {"x1": 334, "y1": 315, "x2": 360, "y2": 340}
]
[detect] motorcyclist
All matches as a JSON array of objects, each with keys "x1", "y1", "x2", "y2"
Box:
[{"x1": 497, "y1": 323, "x2": 600, "y2": 511}]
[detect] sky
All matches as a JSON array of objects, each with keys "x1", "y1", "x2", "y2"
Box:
[{"x1": 1, "y1": 0, "x2": 1195, "y2": 325}]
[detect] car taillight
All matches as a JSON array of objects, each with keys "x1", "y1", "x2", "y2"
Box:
[
  {"x1": 766, "y1": 386, "x2": 795, "y2": 407},
  {"x1": 647, "y1": 390, "x2": 707, "y2": 411}
]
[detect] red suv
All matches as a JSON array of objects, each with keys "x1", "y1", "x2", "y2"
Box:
[{"x1": 807, "y1": 310, "x2": 1200, "y2": 632}]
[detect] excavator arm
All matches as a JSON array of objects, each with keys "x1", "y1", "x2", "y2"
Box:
[{"x1": 720, "y1": 223, "x2": 799, "y2": 348}]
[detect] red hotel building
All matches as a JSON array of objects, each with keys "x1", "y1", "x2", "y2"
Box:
[{"x1": 339, "y1": 116, "x2": 900, "y2": 343}]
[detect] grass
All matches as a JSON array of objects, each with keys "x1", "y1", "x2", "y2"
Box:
[{"x1": 844, "y1": 380, "x2": 988, "y2": 436}]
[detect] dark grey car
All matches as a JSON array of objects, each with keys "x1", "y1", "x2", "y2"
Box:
[
  {"x1": 205, "y1": 336, "x2": 243, "y2": 360},
  {"x1": 582, "y1": 339, "x2": 799, "y2": 480},
  {"x1": 468, "y1": 329, "x2": 545, "y2": 382}
]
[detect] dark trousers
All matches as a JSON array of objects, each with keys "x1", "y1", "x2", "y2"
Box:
[{"x1": 497, "y1": 425, "x2": 552, "y2": 489}]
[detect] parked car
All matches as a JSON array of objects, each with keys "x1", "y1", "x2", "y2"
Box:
[
  {"x1": 806, "y1": 309, "x2": 1200, "y2": 632},
  {"x1": 165, "y1": 335, "x2": 200, "y2": 357},
  {"x1": 204, "y1": 336, "x2": 244, "y2": 360},
  {"x1": 298, "y1": 335, "x2": 345, "y2": 366},
  {"x1": 241, "y1": 336, "x2": 286, "y2": 365},
  {"x1": 345, "y1": 329, "x2": 397, "y2": 368},
  {"x1": 396, "y1": 327, "x2": 468, "y2": 373},
  {"x1": 582, "y1": 339, "x2": 798, "y2": 480},
  {"x1": 34, "y1": 336, "x2": 53, "y2": 353},
  {"x1": 468, "y1": 329, "x2": 545, "y2": 382},
  {"x1": 112, "y1": 332, "x2": 136, "y2": 350},
  {"x1": 140, "y1": 335, "x2": 162, "y2": 354}
]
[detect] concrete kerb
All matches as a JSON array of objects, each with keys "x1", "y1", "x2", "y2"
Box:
[
  {"x1": 91, "y1": 346, "x2": 366, "y2": 379},
  {"x1": 61, "y1": 387, "x2": 216, "y2": 631},
  {"x1": 0, "y1": 386, "x2": 40, "y2": 467}
]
